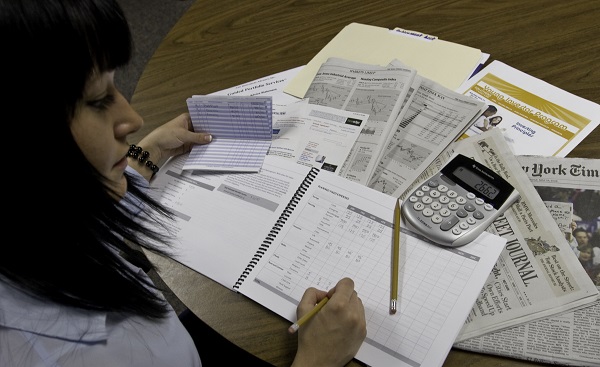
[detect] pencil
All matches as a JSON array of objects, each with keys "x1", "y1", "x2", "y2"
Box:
[
  {"x1": 390, "y1": 198, "x2": 401, "y2": 314},
  {"x1": 288, "y1": 296, "x2": 329, "y2": 334}
]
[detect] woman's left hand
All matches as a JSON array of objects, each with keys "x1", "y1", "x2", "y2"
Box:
[
  {"x1": 131, "y1": 113, "x2": 212, "y2": 180},
  {"x1": 137, "y1": 112, "x2": 212, "y2": 166}
]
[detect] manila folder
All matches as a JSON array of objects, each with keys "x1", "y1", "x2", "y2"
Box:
[{"x1": 283, "y1": 22, "x2": 482, "y2": 98}]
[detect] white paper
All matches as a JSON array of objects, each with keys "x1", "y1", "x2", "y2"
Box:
[
  {"x1": 185, "y1": 95, "x2": 273, "y2": 172},
  {"x1": 456, "y1": 61, "x2": 600, "y2": 157},
  {"x1": 238, "y1": 168, "x2": 506, "y2": 367},
  {"x1": 269, "y1": 99, "x2": 367, "y2": 173},
  {"x1": 149, "y1": 155, "x2": 311, "y2": 288}
]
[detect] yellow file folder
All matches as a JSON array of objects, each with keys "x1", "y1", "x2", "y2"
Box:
[{"x1": 283, "y1": 22, "x2": 482, "y2": 98}]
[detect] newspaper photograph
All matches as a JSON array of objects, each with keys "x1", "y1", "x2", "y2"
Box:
[
  {"x1": 517, "y1": 156, "x2": 600, "y2": 285},
  {"x1": 455, "y1": 61, "x2": 600, "y2": 157},
  {"x1": 303, "y1": 57, "x2": 416, "y2": 185},
  {"x1": 455, "y1": 155, "x2": 600, "y2": 366},
  {"x1": 401, "y1": 129, "x2": 598, "y2": 342},
  {"x1": 367, "y1": 73, "x2": 485, "y2": 197}
]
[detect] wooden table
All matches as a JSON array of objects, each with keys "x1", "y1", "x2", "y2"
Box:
[{"x1": 131, "y1": 1, "x2": 599, "y2": 366}]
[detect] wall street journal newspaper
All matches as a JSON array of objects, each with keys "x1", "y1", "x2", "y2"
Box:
[
  {"x1": 455, "y1": 155, "x2": 600, "y2": 366},
  {"x1": 398, "y1": 129, "x2": 598, "y2": 346}
]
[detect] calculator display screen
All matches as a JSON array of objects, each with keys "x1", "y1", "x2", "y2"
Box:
[{"x1": 453, "y1": 166, "x2": 499, "y2": 199}]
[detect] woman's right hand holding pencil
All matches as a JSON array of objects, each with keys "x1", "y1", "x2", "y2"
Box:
[{"x1": 291, "y1": 277, "x2": 367, "y2": 367}]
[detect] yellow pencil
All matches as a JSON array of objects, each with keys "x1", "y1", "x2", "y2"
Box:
[
  {"x1": 390, "y1": 198, "x2": 401, "y2": 314},
  {"x1": 288, "y1": 296, "x2": 329, "y2": 333}
]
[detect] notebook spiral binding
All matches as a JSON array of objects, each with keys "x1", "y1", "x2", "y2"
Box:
[{"x1": 233, "y1": 167, "x2": 320, "y2": 290}]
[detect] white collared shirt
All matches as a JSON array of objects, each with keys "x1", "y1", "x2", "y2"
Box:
[
  {"x1": 0, "y1": 271, "x2": 201, "y2": 367},
  {"x1": 0, "y1": 168, "x2": 201, "y2": 367}
]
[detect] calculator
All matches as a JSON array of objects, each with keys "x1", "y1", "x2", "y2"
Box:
[{"x1": 401, "y1": 154, "x2": 520, "y2": 247}]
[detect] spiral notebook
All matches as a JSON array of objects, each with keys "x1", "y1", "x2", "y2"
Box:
[{"x1": 150, "y1": 154, "x2": 505, "y2": 367}]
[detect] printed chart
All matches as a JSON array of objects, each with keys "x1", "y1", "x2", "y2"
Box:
[{"x1": 251, "y1": 189, "x2": 482, "y2": 366}]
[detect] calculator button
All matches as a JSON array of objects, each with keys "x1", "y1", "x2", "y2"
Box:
[
  {"x1": 439, "y1": 196, "x2": 450, "y2": 204},
  {"x1": 455, "y1": 196, "x2": 466, "y2": 205},
  {"x1": 421, "y1": 196, "x2": 433, "y2": 204},
  {"x1": 484, "y1": 203, "x2": 494, "y2": 211},
  {"x1": 415, "y1": 190, "x2": 424, "y2": 197},
  {"x1": 437, "y1": 185, "x2": 448, "y2": 192},
  {"x1": 422, "y1": 208, "x2": 434, "y2": 217},
  {"x1": 440, "y1": 216, "x2": 459, "y2": 231},
  {"x1": 431, "y1": 202, "x2": 442, "y2": 210},
  {"x1": 456, "y1": 209, "x2": 468, "y2": 218},
  {"x1": 448, "y1": 202, "x2": 459, "y2": 210},
  {"x1": 413, "y1": 202, "x2": 425, "y2": 211},
  {"x1": 447, "y1": 190, "x2": 457, "y2": 198},
  {"x1": 459, "y1": 222, "x2": 469, "y2": 230},
  {"x1": 466, "y1": 192, "x2": 476, "y2": 200},
  {"x1": 428, "y1": 180, "x2": 439, "y2": 187},
  {"x1": 429, "y1": 190, "x2": 440, "y2": 198},
  {"x1": 475, "y1": 198, "x2": 485, "y2": 205},
  {"x1": 409, "y1": 196, "x2": 419, "y2": 203},
  {"x1": 466, "y1": 217, "x2": 477, "y2": 225},
  {"x1": 464, "y1": 204, "x2": 476, "y2": 212},
  {"x1": 451, "y1": 227, "x2": 462, "y2": 235},
  {"x1": 431, "y1": 215, "x2": 443, "y2": 224},
  {"x1": 421, "y1": 185, "x2": 430, "y2": 192},
  {"x1": 473, "y1": 211, "x2": 484, "y2": 220},
  {"x1": 439, "y1": 208, "x2": 451, "y2": 217}
]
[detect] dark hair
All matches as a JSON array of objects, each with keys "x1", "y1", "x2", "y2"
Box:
[
  {"x1": 573, "y1": 227, "x2": 588, "y2": 237},
  {"x1": 1, "y1": 0, "x2": 173, "y2": 318},
  {"x1": 578, "y1": 245, "x2": 595, "y2": 271},
  {"x1": 490, "y1": 116, "x2": 503, "y2": 126},
  {"x1": 578, "y1": 244, "x2": 594, "y2": 255},
  {"x1": 486, "y1": 105, "x2": 498, "y2": 113}
]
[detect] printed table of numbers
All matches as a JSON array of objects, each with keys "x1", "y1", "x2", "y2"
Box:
[{"x1": 252, "y1": 189, "x2": 481, "y2": 366}]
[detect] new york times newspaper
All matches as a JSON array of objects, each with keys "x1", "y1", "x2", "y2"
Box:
[
  {"x1": 455, "y1": 155, "x2": 600, "y2": 366},
  {"x1": 398, "y1": 128, "x2": 598, "y2": 365}
]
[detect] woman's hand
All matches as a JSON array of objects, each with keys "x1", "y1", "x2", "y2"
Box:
[
  {"x1": 131, "y1": 113, "x2": 212, "y2": 180},
  {"x1": 292, "y1": 277, "x2": 367, "y2": 367}
]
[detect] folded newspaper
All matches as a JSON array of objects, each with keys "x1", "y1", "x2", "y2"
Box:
[
  {"x1": 455, "y1": 155, "x2": 600, "y2": 366},
  {"x1": 368, "y1": 70, "x2": 486, "y2": 198},
  {"x1": 302, "y1": 57, "x2": 486, "y2": 192},
  {"x1": 303, "y1": 57, "x2": 417, "y2": 185},
  {"x1": 398, "y1": 129, "x2": 598, "y2": 342}
]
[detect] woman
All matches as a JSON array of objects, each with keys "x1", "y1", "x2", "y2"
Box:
[
  {"x1": 487, "y1": 116, "x2": 503, "y2": 129},
  {"x1": 577, "y1": 244, "x2": 600, "y2": 285},
  {"x1": 0, "y1": 1, "x2": 366, "y2": 366},
  {"x1": 465, "y1": 105, "x2": 497, "y2": 136}
]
